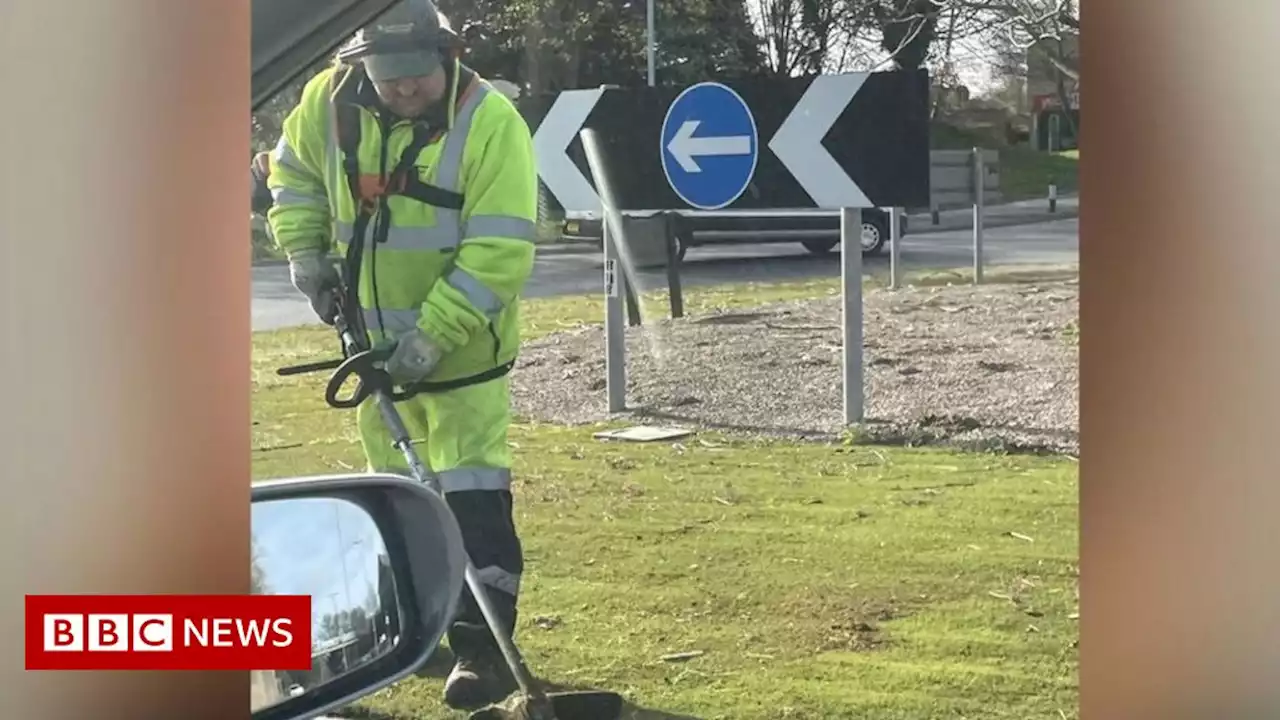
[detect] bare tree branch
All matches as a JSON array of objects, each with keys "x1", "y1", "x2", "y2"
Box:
[{"x1": 1035, "y1": 44, "x2": 1078, "y2": 80}]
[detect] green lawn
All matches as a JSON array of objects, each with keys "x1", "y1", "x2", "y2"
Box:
[
  {"x1": 252, "y1": 275, "x2": 1079, "y2": 720},
  {"x1": 928, "y1": 119, "x2": 1079, "y2": 203},
  {"x1": 1000, "y1": 147, "x2": 1079, "y2": 201}
]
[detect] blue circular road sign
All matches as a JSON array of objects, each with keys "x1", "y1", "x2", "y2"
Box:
[{"x1": 659, "y1": 82, "x2": 759, "y2": 210}]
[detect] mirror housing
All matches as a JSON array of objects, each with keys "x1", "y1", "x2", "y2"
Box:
[
  {"x1": 250, "y1": 473, "x2": 468, "y2": 720},
  {"x1": 252, "y1": 0, "x2": 403, "y2": 110}
]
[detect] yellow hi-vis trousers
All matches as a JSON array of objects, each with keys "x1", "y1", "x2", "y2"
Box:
[{"x1": 356, "y1": 375, "x2": 522, "y2": 661}]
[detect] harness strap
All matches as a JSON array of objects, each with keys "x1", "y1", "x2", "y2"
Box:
[
  {"x1": 402, "y1": 358, "x2": 515, "y2": 394},
  {"x1": 380, "y1": 125, "x2": 466, "y2": 212},
  {"x1": 334, "y1": 93, "x2": 366, "y2": 215},
  {"x1": 397, "y1": 174, "x2": 466, "y2": 210},
  {"x1": 334, "y1": 69, "x2": 466, "y2": 216}
]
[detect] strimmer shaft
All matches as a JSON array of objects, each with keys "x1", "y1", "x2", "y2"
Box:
[{"x1": 372, "y1": 388, "x2": 555, "y2": 715}]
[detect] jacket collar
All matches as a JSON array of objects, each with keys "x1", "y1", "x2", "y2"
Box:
[{"x1": 346, "y1": 60, "x2": 477, "y2": 130}]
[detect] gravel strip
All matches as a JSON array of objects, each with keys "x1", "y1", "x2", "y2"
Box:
[{"x1": 511, "y1": 280, "x2": 1079, "y2": 455}]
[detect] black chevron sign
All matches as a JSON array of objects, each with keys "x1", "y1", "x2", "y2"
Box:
[{"x1": 519, "y1": 69, "x2": 931, "y2": 214}]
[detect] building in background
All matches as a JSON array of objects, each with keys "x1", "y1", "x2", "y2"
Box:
[{"x1": 1026, "y1": 32, "x2": 1079, "y2": 151}]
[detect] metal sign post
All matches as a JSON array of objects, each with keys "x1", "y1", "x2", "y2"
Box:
[
  {"x1": 972, "y1": 147, "x2": 985, "y2": 285},
  {"x1": 841, "y1": 208, "x2": 865, "y2": 424},
  {"x1": 579, "y1": 128, "x2": 629, "y2": 413},
  {"x1": 663, "y1": 212, "x2": 685, "y2": 319},
  {"x1": 602, "y1": 216, "x2": 627, "y2": 412},
  {"x1": 889, "y1": 208, "x2": 902, "y2": 290}
]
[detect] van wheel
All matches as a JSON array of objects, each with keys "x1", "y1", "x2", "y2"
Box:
[
  {"x1": 802, "y1": 239, "x2": 838, "y2": 255},
  {"x1": 800, "y1": 217, "x2": 888, "y2": 257},
  {"x1": 859, "y1": 216, "x2": 888, "y2": 256}
]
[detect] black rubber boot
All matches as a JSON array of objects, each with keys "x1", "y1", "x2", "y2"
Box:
[
  {"x1": 442, "y1": 622, "x2": 518, "y2": 710},
  {"x1": 442, "y1": 654, "x2": 518, "y2": 710},
  {"x1": 438, "y1": 488, "x2": 524, "y2": 710}
]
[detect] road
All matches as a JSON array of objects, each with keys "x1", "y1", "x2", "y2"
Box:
[{"x1": 252, "y1": 216, "x2": 1077, "y2": 332}]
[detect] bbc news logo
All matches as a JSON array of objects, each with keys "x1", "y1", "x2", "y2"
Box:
[
  {"x1": 43, "y1": 613, "x2": 296, "y2": 652},
  {"x1": 25, "y1": 594, "x2": 312, "y2": 671},
  {"x1": 45, "y1": 613, "x2": 177, "y2": 651}
]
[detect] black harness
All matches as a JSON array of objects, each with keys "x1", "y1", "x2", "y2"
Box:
[{"x1": 330, "y1": 64, "x2": 515, "y2": 394}]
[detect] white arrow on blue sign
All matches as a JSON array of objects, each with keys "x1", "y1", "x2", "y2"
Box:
[{"x1": 659, "y1": 82, "x2": 759, "y2": 211}]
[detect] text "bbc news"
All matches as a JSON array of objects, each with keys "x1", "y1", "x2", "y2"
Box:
[{"x1": 25, "y1": 594, "x2": 312, "y2": 671}]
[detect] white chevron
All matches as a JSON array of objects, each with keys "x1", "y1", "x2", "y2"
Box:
[
  {"x1": 530, "y1": 88, "x2": 605, "y2": 215},
  {"x1": 768, "y1": 73, "x2": 871, "y2": 208}
]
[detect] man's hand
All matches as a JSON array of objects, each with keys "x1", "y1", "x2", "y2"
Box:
[
  {"x1": 288, "y1": 249, "x2": 340, "y2": 324},
  {"x1": 251, "y1": 152, "x2": 274, "y2": 216},
  {"x1": 384, "y1": 328, "x2": 445, "y2": 385}
]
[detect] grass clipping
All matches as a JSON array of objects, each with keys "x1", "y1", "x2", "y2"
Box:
[{"x1": 512, "y1": 277, "x2": 1079, "y2": 455}]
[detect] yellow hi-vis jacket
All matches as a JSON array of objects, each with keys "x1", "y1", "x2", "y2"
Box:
[{"x1": 266, "y1": 60, "x2": 538, "y2": 385}]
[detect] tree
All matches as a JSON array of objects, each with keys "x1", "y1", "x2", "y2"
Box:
[
  {"x1": 889, "y1": 0, "x2": 1078, "y2": 133},
  {"x1": 348, "y1": 608, "x2": 372, "y2": 637},
  {"x1": 441, "y1": 0, "x2": 766, "y2": 92},
  {"x1": 251, "y1": 0, "x2": 771, "y2": 154},
  {"x1": 748, "y1": 0, "x2": 879, "y2": 76},
  {"x1": 917, "y1": 0, "x2": 1076, "y2": 75},
  {"x1": 250, "y1": 539, "x2": 271, "y2": 595},
  {"x1": 317, "y1": 612, "x2": 344, "y2": 641},
  {"x1": 994, "y1": 0, "x2": 1077, "y2": 79},
  {"x1": 872, "y1": 0, "x2": 939, "y2": 71},
  {"x1": 983, "y1": 0, "x2": 1078, "y2": 134},
  {"x1": 653, "y1": 0, "x2": 770, "y2": 83},
  {"x1": 745, "y1": 0, "x2": 950, "y2": 78}
]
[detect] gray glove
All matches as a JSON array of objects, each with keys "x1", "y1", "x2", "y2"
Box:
[
  {"x1": 288, "y1": 249, "x2": 340, "y2": 325},
  {"x1": 384, "y1": 328, "x2": 445, "y2": 385}
]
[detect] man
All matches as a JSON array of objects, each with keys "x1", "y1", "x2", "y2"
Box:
[
  {"x1": 265, "y1": 0, "x2": 537, "y2": 709},
  {"x1": 250, "y1": 151, "x2": 273, "y2": 216},
  {"x1": 250, "y1": 151, "x2": 275, "y2": 249}
]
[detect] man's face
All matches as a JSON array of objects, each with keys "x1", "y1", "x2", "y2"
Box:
[{"x1": 371, "y1": 69, "x2": 446, "y2": 119}]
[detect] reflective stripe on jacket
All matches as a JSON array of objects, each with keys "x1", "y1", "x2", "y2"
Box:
[{"x1": 266, "y1": 62, "x2": 538, "y2": 384}]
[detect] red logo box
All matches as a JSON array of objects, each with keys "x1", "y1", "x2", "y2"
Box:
[{"x1": 25, "y1": 594, "x2": 312, "y2": 671}]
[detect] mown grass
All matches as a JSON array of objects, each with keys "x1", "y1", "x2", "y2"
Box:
[
  {"x1": 1000, "y1": 147, "x2": 1079, "y2": 201},
  {"x1": 251, "y1": 271, "x2": 1078, "y2": 719}
]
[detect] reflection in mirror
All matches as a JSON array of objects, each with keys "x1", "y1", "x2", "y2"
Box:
[{"x1": 249, "y1": 497, "x2": 402, "y2": 713}]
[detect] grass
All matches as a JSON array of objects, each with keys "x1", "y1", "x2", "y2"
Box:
[
  {"x1": 929, "y1": 119, "x2": 1079, "y2": 202},
  {"x1": 252, "y1": 271, "x2": 1079, "y2": 720},
  {"x1": 1000, "y1": 147, "x2": 1079, "y2": 201}
]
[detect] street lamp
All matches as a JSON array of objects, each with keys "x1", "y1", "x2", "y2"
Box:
[
  {"x1": 333, "y1": 504, "x2": 354, "y2": 618},
  {"x1": 646, "y1": 0, "x2": 655, "y2": 86}
]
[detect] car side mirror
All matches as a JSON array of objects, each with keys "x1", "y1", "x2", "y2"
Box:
[{"x1": 249, "y1": 473, "x2": 468, "y2": 720}]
